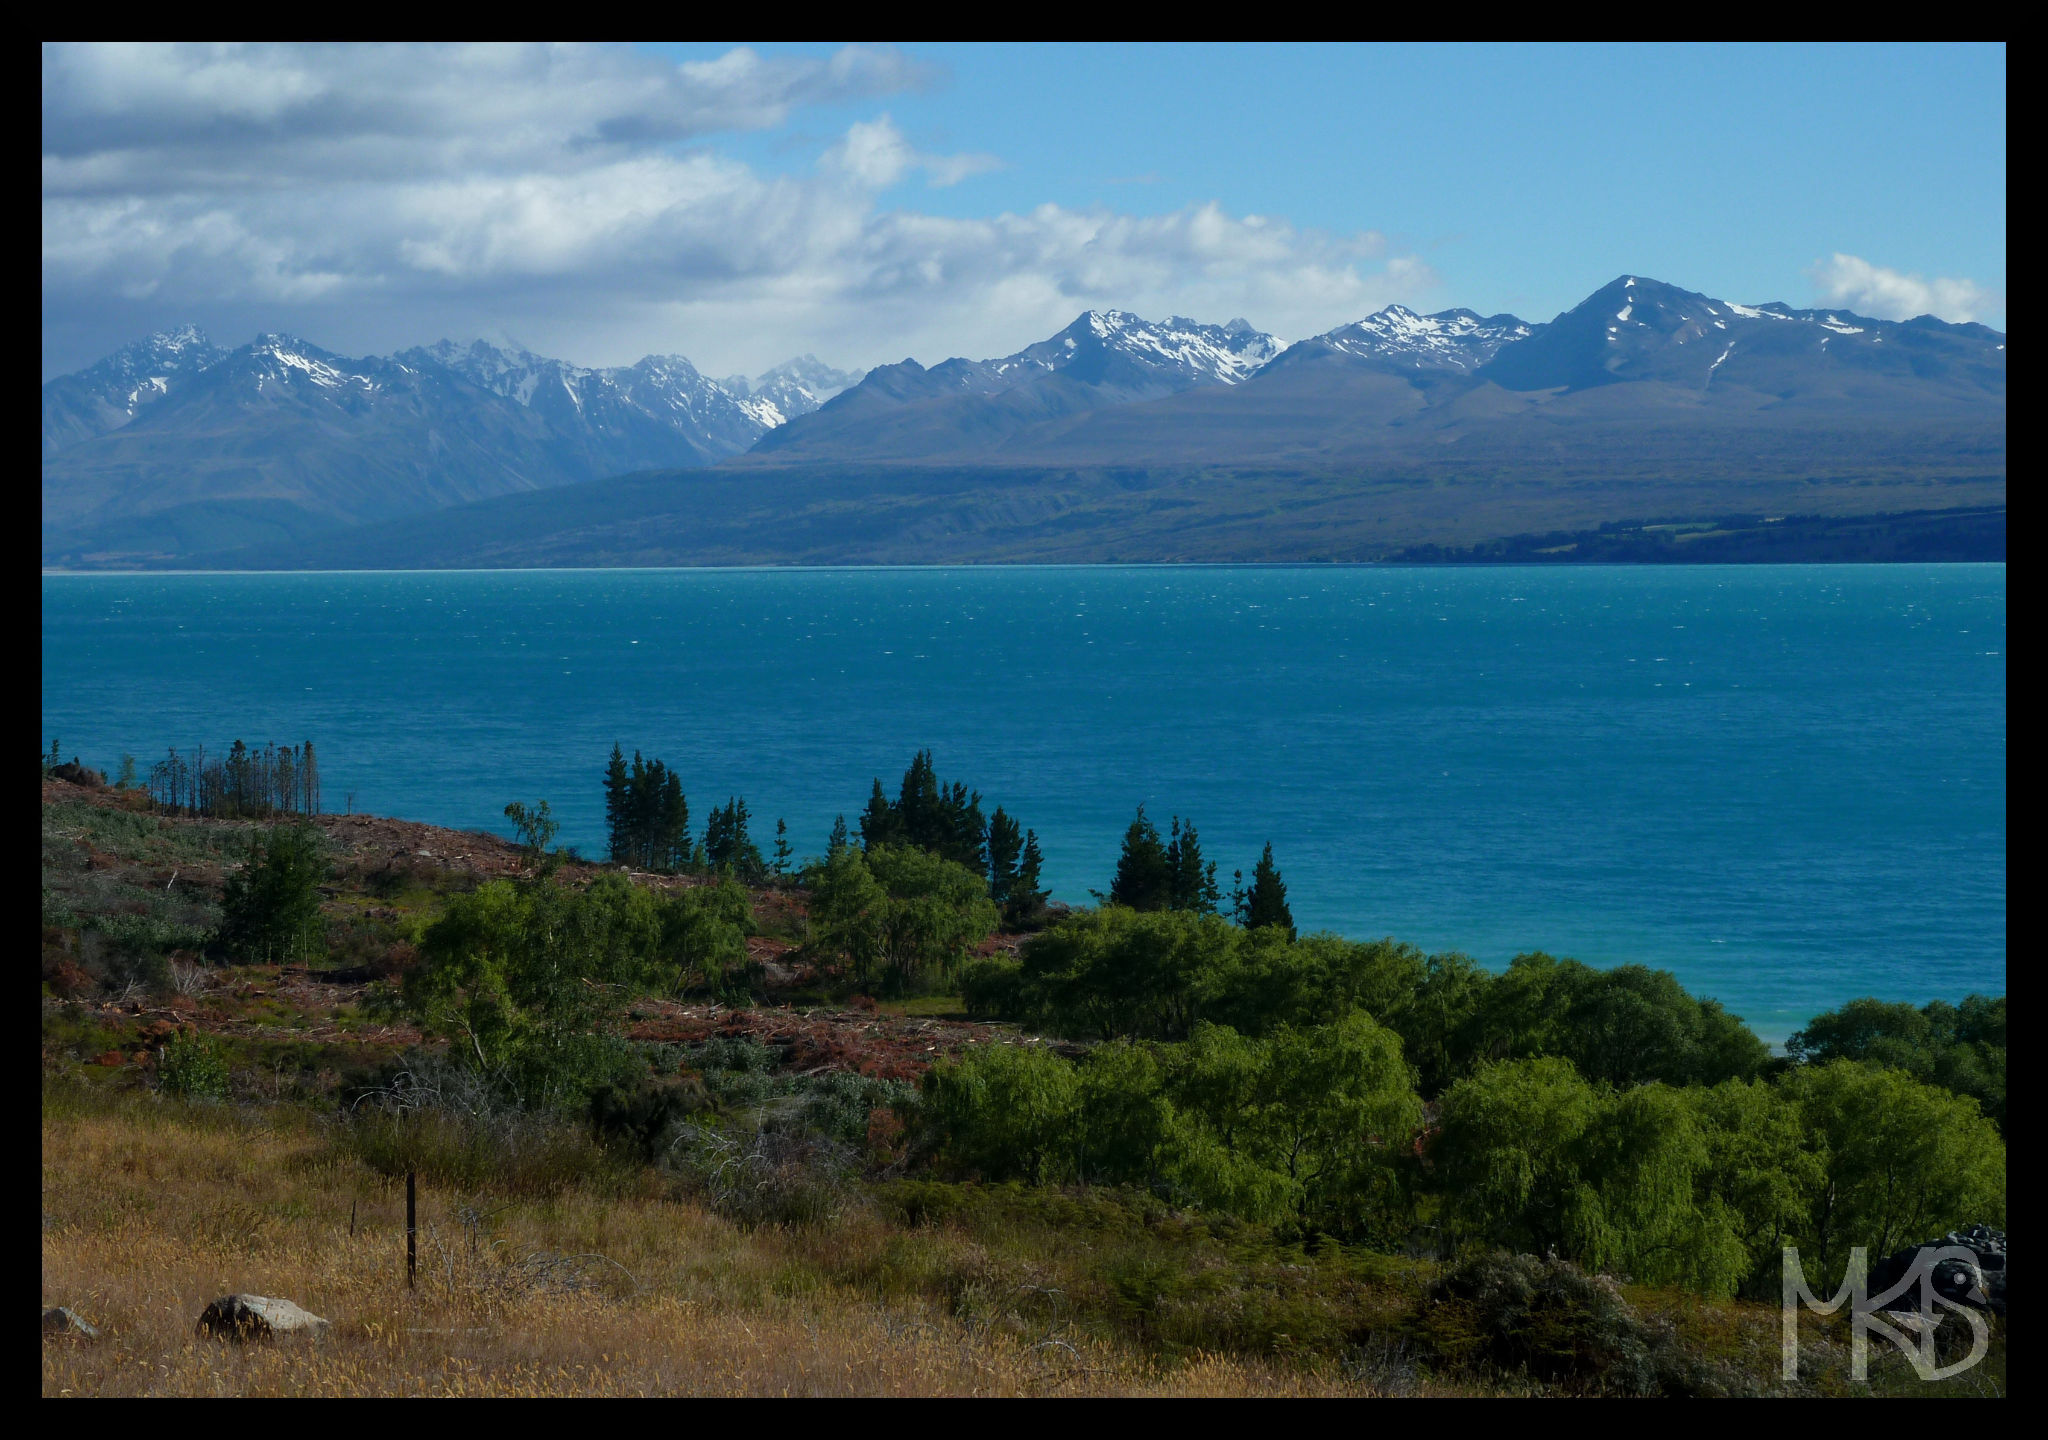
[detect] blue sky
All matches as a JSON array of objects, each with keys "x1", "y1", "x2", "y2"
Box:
[
  {"x1": 42, "y1": 42, "x2": 2004, "y2": 380},
  {"x1": 651, "y1": 42, "x2": 2006, "y2": 327}
]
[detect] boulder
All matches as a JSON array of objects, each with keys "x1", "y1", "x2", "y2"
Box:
[
  {"x1": 1869, "y1": 1224, "x2": 2006, "y2": 1316},
  {"x1": 196, "y1": 1294, "x2": 331, "y2": 1340},
  {"x1": 42, "y1": 1306, "x2": 99, "y2": 1339}
]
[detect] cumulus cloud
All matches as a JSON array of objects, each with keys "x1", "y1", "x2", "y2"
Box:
[
  {"x1": 1809, "y1": 252, "x2": 2002, "y2": 325},
  {"x1": 41, "y1": 42, "x2": 1439, "y2": 379}
]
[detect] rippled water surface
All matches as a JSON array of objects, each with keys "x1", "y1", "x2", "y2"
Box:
[{"x1": 42, "y1": 564, "x2": 2005, "y2": 1040}]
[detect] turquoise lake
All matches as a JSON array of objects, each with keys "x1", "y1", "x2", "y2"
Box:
[{"x1": 40, "y1": 565, "x2": 2005, "y2": 1042}]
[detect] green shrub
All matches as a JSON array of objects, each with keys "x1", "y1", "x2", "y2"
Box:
[
  {"x1": 959, "y1": 956, "x2": 1024, "y2": 1018},
  {"x1": 216, "y1": 825, "x2": 329, "y2": 964},
  {"x1": 158, "y1": 1032, "x2": 230, "y2": 1100},
  {"x1": 806, "y1": 844, "x2": 998, "y2": 995}
]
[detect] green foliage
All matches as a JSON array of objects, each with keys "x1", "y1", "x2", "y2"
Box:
[
  {"x1": 1788, "y1": 994, "x2": 2005, "y2": 1130},
  {"x1": 1393, "y1": 952, "x2": 1769, "y2": 1096},
  {"x1": 987, "y1": 806, "x2": 1049, "y2": 922},
  {"x1": 703, "y1": 796, "x2": 767, "y2": 882},
  {"x1": 805, "y1": 843, "x2": 998, "y2": 994},
  {"x1": 1107, "y1": 806, "x2": 1172, "y2": 911},
  {"x1": 502, "y1": 798, "x2": 559, "y2": 866},
  {"x1": 1165, "y1": 817, "x2": 1220, "y2": 914},
  {"x1": 604, "y1": 746, "x2": 691, "y2": 871},
  {"x1": 1682, "y1": 1078, "x2": 1822, "y2": 1297},
  {"x1": 1431, "y1": 1057, "x2": 1601, "y2": 1258},
  {"x1": 215, "y1": 824, "x2": 329, "y2": 964},
  {"x1": 1428, "y1": 1059, "x2": 1744, "y2": 1292},
  {"x1": 959, "y1": 954, "x2": 1025, "y2": 1019},
  {"x1": 860, "y1": 750, "x2": 993, "y2": 874},
  {"x1": 401, "y1": 875, "x2": 666, "y2": 1105},
  {"x1": 1019, "y1": 906, "x2": 1238, "y2": 1040},
  {"x1": 1240, "y1": 843, "x2": 1294, "y2": 938},
  {"x1": 158, "y1": 1031, "x2": 230, "y2": 1100},
  {"x1": 1014, "y1": 908, "x2": 1431, "y2": 1044},
  {"x1": 922, "y1": 1014, "x2": 1419, "y2": 1235},
  {"x1": 1427, "y1": 1054, "x2": 2007, "y2": 1300},
  {"x1": 663, "y1": 877, "x2": 755, "y2": 996},
  {"x1": 1167, "y1": 1015, "x2": 1421, "y2": 1233},
  {"x1": 922, "y1": 1041, "x2": 1080, "y2": 1184},
  {"x1": 1782, "y1": 1060, "x2": 2006, "y2": 1291}
]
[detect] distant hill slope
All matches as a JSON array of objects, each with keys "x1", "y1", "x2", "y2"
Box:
[{"x1": 44, "y1": 276, "x2": 2002, "y2": 568}]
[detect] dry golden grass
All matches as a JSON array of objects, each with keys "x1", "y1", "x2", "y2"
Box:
[{"x1": 42, "y1": 1101, "x2": 1384, "y2": 1397}]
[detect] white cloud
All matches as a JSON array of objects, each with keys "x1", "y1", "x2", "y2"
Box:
[
  {"x1": 1809, "y1": 252, "x2": 2001, "y2": 325},
  {"x1": 41, "y1": 43, "x2": 1438, "y2": 379}
]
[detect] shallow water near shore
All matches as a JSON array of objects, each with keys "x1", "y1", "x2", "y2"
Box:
[{"x1": 41, "y1": 564, "x2": 2004, "y2": 1042}]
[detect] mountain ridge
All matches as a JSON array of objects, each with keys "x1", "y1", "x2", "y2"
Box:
[{"x1": 41, "y1": 275, "x2": 2004, "y2": 568}]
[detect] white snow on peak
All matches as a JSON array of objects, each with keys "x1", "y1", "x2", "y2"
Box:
[
  {"x1": 1819, "y1": 315, "x2": 1865, "y2": 335},
  {"x1": 1724, "y1": 302, "x2": 1792, "y2": 321},
  {"x1": 1319, "y1": 306, "x2": 1533, "y2": 372},
  {"x1": 250, "y1": 336, "x2": 376, "y2": 391},
  {"x1": 1049, "y1": 310, "x2": 1283, "y2": 384},
  {"x1": 1617, "y1": 303, "x2": 1633, "y2": 322}
]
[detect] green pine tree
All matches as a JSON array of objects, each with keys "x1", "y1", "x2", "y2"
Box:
[
  {"x1": 827, "y1": 814, "x2": 851, "y2": 854},
  {"x1": 1015, "y1": 829, "x2": 1048, "y2": 920},
  {"x1": 1108, "y1": 806, "x2": 1173, "y2": 911},
  {"x1": 1166, "y1": 817, "x2": 1220, "y2": 913},
  {"x1": 1243, "y1": 842, "x2": 1295, "y2": 939},
  {"x1": 773, "y1": 818, "x2": 793, "y2": 877},
  {"x1": 603, "y1": 744, "x2": 630, "y2": 863},
  {"x1": 658, "y1": 769, "x2": 690, "y2": 872},
  {"x1": 987, "y1": 806, "x2": 1024, "y2": 907},
  {"x1": 858, "y1": 777, "x2": 901, "y2": 850}
]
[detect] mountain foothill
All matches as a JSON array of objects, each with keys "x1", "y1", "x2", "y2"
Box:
[{"x1": 41, "y1": 276, "x2": 2005, "y2": 568}]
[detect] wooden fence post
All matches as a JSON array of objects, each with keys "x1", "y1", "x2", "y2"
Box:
[{"x1": 406, "y1": 1171, "x2": 417, "y2": 1290}]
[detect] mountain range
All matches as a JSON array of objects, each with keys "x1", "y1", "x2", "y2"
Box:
[{"x1": 41, "y1": 276, "x2": 2004, "y2": 568}]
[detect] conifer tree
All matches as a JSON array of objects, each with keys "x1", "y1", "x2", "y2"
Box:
[
  {"x1": 987, "y1": 806, "x2": 1024, "y2": 906},
  {"x1": 658, "y1": 769, "x2": 690, "y2": 871},
  {"x1": 603, "y1": 744, "x2": 631, "y2": 863},
  {"x1": 1015, "y1": 829, "x2": 1048, "y2": 919},
  {"x1": 705, "y1": 797, "x2": 766, "y2": 881},
  {"x1": 897, "y1": 749, "x2": 942, "y2": 845},
  {"x1": 773, "y1": 818, "x2": 793, "y2": 877},
  {"x1": 1108, "y1": 806, "x2": 1173, "y2": 911},
  {"x1": 1165, "y1": 817, "x2": 1221, "y2": 914},
  {"x1": 1243, "y1": 842, "x2": 1295, "y2": 939},
  {"x1": 859, "y1": 778, "x2": 901, "y2": 850},
  {"x1": 827, "y1": 814, "x2": 851, "y2": 854},
  {"x1": 1230, "y1": 868, "x2": 1247, "y2": 922}
]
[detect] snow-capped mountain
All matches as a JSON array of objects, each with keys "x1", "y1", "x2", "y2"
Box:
[
  {"x1": 42, "y1": 325, "x2": 230, "y2": 458},
  {"x1": 753, "y1": 309, "x2": 1287, "y2": 459},
  {"x1": 727, "y1": 356, "x2": 867, "y2": 425},
  {"x1": 42, "y1": 277, "x2": 2004, "y2": 567},
  {"x1": 44, "y1": 330, "x2": 856, "y2": 559},
  {"x1": 404, "y1": 340, "x2": 771, "y2": 466},
  {"x1": 1313, "y1": 306, "x2": 1535, "y2": 373},
  {"x1": 1478, "y1": 275, "x2": 2008, "y2": 394},
  {"x1": 1002, "y1": 310, "x2": 1286, "y2": 388}
]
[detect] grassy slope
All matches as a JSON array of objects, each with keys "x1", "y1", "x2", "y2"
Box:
[{"x1": 41, "y1": 787, "x2": 2003, "y2": 1396}]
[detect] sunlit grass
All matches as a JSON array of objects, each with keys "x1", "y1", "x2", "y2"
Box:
[{"x1": 42, "y1": 1097, "x2": 1388, "y2": 1397}]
